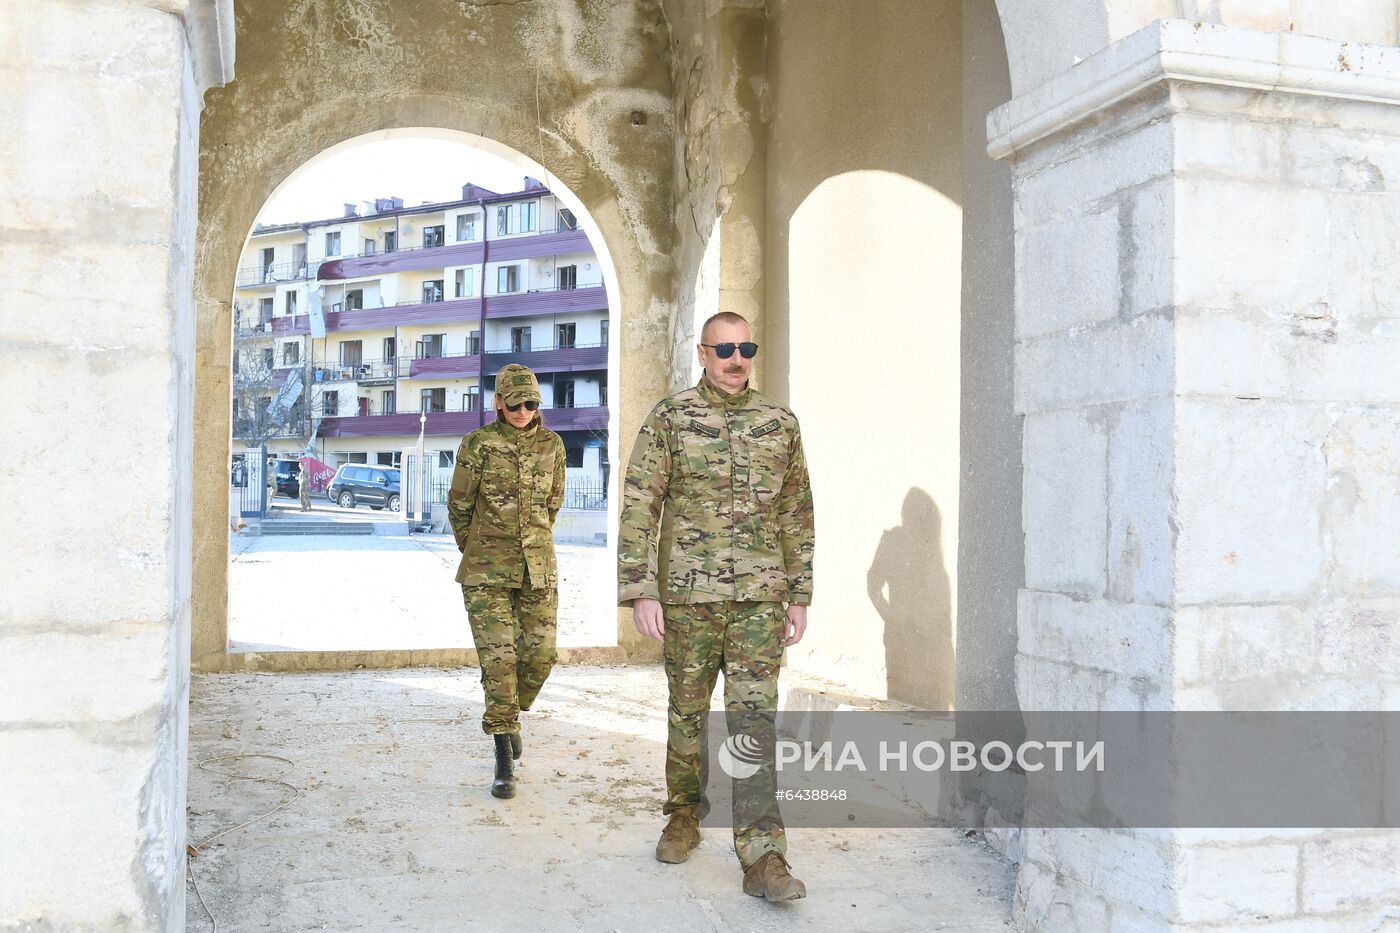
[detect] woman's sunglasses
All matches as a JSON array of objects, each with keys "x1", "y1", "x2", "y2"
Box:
[
  {"x1": 505, "y1": 400, "x2": 540, "y2": 412},
  {"x1": 700, "y1": 341, "x2": 759, "y2": 359}
]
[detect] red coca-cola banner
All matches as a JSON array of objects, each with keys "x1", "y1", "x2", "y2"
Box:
[{"x1": 299, "y1": 455, "x2": 337, "y2": 493}]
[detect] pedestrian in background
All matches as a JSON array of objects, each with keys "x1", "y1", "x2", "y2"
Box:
[
  {"x1": 298, "y1": 459, "x2": 312, "y2": 512},
  {"x1": 447, "y1": 364, "x2": 566, "y2": 799}
]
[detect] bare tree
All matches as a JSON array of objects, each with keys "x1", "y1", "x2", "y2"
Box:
[{"x1": 232, "y1": 335, "x2": 317, "y2": 449}]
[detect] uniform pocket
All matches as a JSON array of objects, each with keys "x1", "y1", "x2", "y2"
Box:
[
  {"x1": 676, "y1": 419, "x2": 723, "y2": 483},
  {"x1": 478, "y1": 451, "x2": 521, "y2": 534},
  {"x1": 531, "y1": 450, "x2": 556, "y2": 504},
  {"x1": 747, "y1": 425, "x2": 789, "y2": 509}
]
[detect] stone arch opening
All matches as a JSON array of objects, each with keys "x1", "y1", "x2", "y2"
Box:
[
  {"x1": 217, "y1": 128, "x2": 625, "y2": 658},
  {"x1": 191, "y1": 0, "x2": 679, "y2": 670}
]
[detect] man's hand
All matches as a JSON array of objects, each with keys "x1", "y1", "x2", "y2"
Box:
[
  {"x1": 782, "y1": 604, "x2": 808, "y2": 647},
  {"x1": 634, "y1": 597, "x2": 665, "y2": 642}
]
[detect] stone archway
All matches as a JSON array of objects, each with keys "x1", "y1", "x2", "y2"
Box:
[
  {"x1": 191, "y1": 0, "x2": 680, "y2": 671},
  {"x1": 17, "y1": 0, "x2": 1400, "y2": 927}
]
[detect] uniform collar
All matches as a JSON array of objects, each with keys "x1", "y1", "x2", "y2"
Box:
[
  {"x1": 495, "y1": 414, "x2": 540, "y2": 442},
  {"x1": 697, "y1": 373, "x2": 752, "y2": 409}
]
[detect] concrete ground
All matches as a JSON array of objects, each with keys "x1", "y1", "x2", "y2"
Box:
[
  {"x1": 228, "y1": 535, "x2": 614, "y2": 651},
  {"x1": 186, "y1": 666, "x2": 1014, "y2": 932}
]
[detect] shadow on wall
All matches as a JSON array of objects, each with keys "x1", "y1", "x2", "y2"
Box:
[{"x1": 868, "y1": 488, "x2": 954, "y2": 711}]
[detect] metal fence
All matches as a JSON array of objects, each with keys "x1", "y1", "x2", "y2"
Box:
[
  {"x1": 236, "y1": 447, "x2": 267, "y2": 517},
  {"x1": 431, "y1": 477, "x2": 607, "y2": 510}
]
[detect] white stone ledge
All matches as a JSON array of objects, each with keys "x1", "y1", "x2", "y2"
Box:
[
  {"x1": 989, "y1": 18, "x2": 1400, "y2": 160},
  {"x1": 124, "y1": 0, "x2": 235, "y2": 96}
]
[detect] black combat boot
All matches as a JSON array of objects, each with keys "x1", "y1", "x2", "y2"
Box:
[
  {"x1": 509, "y1": 732, "x2": 522, "y2": 761},
  {"x1": 491, "y1": 734, "x2": 516, "y2": 799}
]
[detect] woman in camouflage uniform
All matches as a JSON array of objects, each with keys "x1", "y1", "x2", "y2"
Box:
[{"x1": 447, "y1": 363, "x2": 566, "y2": 799}]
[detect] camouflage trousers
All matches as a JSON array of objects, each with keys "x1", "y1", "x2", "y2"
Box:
[
  {"x1": 299, "y1": 485, "x2": 311, "y2": 510},
  {"x1": 462, "y1": 576, "x2": 558, "y2": 735},
  {"x1": 662, "y1": 600, "x2": 786, "y2": 870}
]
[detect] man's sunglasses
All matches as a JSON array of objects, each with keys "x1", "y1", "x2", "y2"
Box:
[
  {"x1": 505, "y1": 400, "x2": 540, "y2": 412},
  {"x1": 700, "y1": 341, "x2": 759, "y2": 359}
]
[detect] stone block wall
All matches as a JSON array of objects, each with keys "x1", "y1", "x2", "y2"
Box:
[
  {"x1": 993, "y1": 19, "x2": 1400, "y2": 928},
  {"x1": 0, "y1": 0, "x2": 230, "y2": 927}
]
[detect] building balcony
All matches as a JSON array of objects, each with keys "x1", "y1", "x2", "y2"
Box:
[
  {"x1": 235, "y1": 261, "x2": 311, "y2": 288},
  {"x1": 234, "y1": 319, "x2": 276, "y2": 339},
  {"x1": 403, "y1": 352, "x2": 483, "y2": 380},
  {"x1": 270, "y1": 364, "x2": 304, "y2": 386},
  {"x1": 317, "y1": 404, "x2": 608, "y2": 438},
  {"x1": 270, "y1": 296, "x2": 483, "y2": 337},
  {"x1": 267, "y1": 285, "x2": 607, "y2": 337},
  {"x1": 307, "y1": 359, "x2": 398, "y2": 385},
  {"x1": 233, "y1": 417, "x2": 311, "y2": 441},
  {"x1": 484, "y1": 342, "x2": 607, "y2": 374},
  {"x1": 314, "y1": 227, "x2": 591, "y2": 281},
  {"x1": 526, "y1": 404, "x2": 608, "y2": 433},
  {"x1": 484, "y1": 285, "x2": 607, "y2": 320}
]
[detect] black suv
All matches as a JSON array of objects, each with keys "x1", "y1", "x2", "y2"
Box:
[
  {"x1": 327, "y1": 464, "x2": 401, "y2": 512},
  {"x1": 269, "y1": 459, "x2": 303, "y2": 498}
]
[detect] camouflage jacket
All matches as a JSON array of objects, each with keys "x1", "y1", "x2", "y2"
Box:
[
  {"x1": 618, "y1": 377, "x2": 815, "y2": 606},
  {"x1": 448, "y1": 417, "x2": 566, "y2": 588}
]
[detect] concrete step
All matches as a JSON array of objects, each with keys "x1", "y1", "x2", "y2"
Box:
[{"x1": 260, "y1": 523, "x2": 376, "y2": 536}]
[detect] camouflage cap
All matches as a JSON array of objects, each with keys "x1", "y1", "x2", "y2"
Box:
[{"x1": 495, "y1": 363, "x2": 542, "y2": 404}]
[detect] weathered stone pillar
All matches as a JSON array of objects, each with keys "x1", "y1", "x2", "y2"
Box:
[
  {"x1": 665, "y1": 0, "x2": 768, "y2": 389},
  {"x1": 992, "y1": 19, "x2": 1400, "y2": 928},
  {"x1": 0, "y1": 1, "x2": 232, "y2": 927}
]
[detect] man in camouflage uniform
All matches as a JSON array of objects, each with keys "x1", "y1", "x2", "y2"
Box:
[
  {"x1": 448, "y1": 363, "x2": 566, "y2": 799},
  {"x1": 618, "y1": 311, "x2": 814, "y2": 901},
  {"x1": 297, "y1": 459, "x2": 312, "y2": 511}
]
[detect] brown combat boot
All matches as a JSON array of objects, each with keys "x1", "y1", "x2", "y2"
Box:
[
  {"x1": 742, "y1": 851, "x2": 806, "y2": 902},
  {"x1": 654, "y1": 807, "x2": 701, "y2": 863}
]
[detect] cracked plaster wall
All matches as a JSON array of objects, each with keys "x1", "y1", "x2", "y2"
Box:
[{"x1": 661, "y1": 0, "x2": 768, "y2": 390}]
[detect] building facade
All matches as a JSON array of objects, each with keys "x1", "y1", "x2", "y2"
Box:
[{"x1": 231, "y1": 179, "x2": 609, "y2": 496}]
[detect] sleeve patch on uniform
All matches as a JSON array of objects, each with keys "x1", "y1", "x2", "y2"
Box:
[
  {"x1": 750, "y1": 419, "x2": 781, "y2": 438},
  {"x1": 689, "y1": 418, "x2": 721, "y2": 438}
]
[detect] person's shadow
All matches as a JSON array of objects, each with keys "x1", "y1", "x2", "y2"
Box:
[{"x1": 867, "y1": 488, "x2": 954, "y2": 710}]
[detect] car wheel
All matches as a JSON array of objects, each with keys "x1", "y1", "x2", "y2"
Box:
[
  {"x1": 388, "y1": 494, "x2": 401, "y2": 512},
  {"x1": 338, "y1": 491, "x2": 355, "y2": 509}
]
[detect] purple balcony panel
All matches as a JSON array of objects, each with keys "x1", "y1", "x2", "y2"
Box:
[
  {"x1": 316, "y1": 229, "x2": 588, "y2": 281},
  {"x1": 267, "y1": 298, "x2": 483, "y2": 337},
  {"x1": 318, "y1": 242, "x2": 485, "y2": 280},
  {"x1": 334, "y1": 298, "x2": 482, "y2": 333},
  {"x1": 487, "y1": 229, "x2": 591, "y2": 262},
  {"x1": 270, "y1": 314, "x2": 308, "y2": 336},
  {"x1": 484, "y1": 285, "x2": 607, "y2": 320},
  {"x1": 318, "y1": 411, "x2": 475, "y2": 438},
  {"x1": 317, "y1": 230, "x2": 592, "y2": 281},
  {"x1": 484, "y1": 345, "x2": 607, "y2": 375},
  {"x1": 318, "y1": 405, "x2": 608, "y2": 438},
  {"x1": 406, "y1": 355, "x2": 484, "y2": 379},
  {"x1": 533, "y1": 406, "x2": 609, "y2": 432}
]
